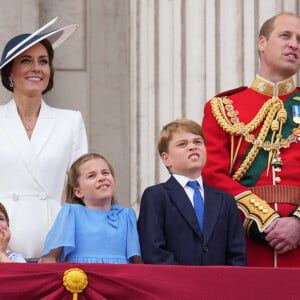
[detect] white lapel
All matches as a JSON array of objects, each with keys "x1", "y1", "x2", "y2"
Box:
[
  {"x1": 0, "y1": 99, "x2": 46, "y2": 190},
  {"x1": 30, "y1": 100, "x2": 56, "y2": 158}
]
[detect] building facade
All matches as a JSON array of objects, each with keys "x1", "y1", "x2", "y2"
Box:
[{"x1": 0, "y1": 0, "x2": 299, "y2": 210}]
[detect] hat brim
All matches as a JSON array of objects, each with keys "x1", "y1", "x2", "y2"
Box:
[{"x1": 0, "y1": 24, "x2": 78, "y2": 69}]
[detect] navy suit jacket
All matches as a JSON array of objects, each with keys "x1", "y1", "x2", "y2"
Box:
[{"x1": 138, "y1": 176, "x2": 247, "y2": 266}]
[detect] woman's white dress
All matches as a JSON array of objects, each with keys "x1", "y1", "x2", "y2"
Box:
[{"x1": 0, "y1": 99, "x2": 88, "y2": 258}]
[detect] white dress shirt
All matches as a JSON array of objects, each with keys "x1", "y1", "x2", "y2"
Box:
[{"x1": 173, "y1": 174, "x2": 205, "y2": 207}]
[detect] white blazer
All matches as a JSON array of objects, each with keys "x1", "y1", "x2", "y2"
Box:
[{"x1": 0, "y1": 99, "x2": 88, "y2": 258}]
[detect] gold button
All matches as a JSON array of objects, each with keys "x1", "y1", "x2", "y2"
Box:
[
  {"x1": 263, "y1": 209, "x2": 268, "y2": 214},
  {"x1": 254, "y1": 202, "x2": 259, "y2": 207},
  {"x1": 275, "y1": 177, "x2": 281, "y2": 183},
  {"x1": 258, "y1": 205, "x2": 263, "y2": 211},
  {"x1": 275, "y1": 167, "x2": 281, "y2": 172},
  {"x1": 250, "y1": 199, "x2": 255, "y2": 203}
]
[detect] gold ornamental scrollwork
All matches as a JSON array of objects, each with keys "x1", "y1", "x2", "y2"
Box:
[{"x1": 63, "y1": 268, "x2": 88, "y2": 300}]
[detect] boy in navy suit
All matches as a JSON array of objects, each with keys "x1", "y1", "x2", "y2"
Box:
[{"x1": 138, "y1": 119, "x2": 247, "y2": 265}]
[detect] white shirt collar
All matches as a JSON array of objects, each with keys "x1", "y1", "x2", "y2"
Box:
[{"x1": 173, "y1": 174, "x2": 204, "y2": 191}]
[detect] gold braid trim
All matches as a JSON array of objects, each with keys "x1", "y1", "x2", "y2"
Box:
[
  {"x1": 210, "y1": 96, "x2": 285, "y2": 181},
  {"x1": 243, "y1": 218, "x2": 253, "y2": 238},
  {"x1": 232, "y1": 101, "x2": 282, "y2": 181},
  {"x1": 210, "y1": 96, "x2": 281, "y2": 136},
  {"x1": 236, "y1": 191, "x2": 280, "y2": 232}
]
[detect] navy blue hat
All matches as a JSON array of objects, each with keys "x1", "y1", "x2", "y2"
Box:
[{"x1": 0, "y1": 17, "x2": 78, "y2": 69}]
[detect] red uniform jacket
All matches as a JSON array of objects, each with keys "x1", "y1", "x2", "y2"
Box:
[{"x1": 202, "y1": 75, "x2": 300, "y2": 267}]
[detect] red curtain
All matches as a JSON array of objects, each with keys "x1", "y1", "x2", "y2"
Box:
[{"x1": 0, "y1": 263, "x2": 299, "y2": 299}]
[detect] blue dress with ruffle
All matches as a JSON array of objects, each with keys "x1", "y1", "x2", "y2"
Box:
[{"x1": 42, "y1": 203, "x2": 141, "y2": 263}]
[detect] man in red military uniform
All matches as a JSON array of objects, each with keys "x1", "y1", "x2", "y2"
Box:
[{"x1": 202, "y1": 12, "x2": 300, "y2": 267}]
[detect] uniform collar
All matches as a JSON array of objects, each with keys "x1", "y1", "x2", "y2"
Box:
[{"x1": 250, "y1": 74, "x2": 296, "y2": 97}]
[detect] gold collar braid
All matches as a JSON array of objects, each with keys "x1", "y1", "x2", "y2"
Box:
[{"x1": 251, "y1": 75, "x2": 295, "y2": 97}]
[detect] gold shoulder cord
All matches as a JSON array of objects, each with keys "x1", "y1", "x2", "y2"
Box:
[
  {"x1": 210, "y1": 96, "x2": 285, "y2": 181},
  {"x1": 210, "y1": 96, "x2": 286, "y2": 231}
]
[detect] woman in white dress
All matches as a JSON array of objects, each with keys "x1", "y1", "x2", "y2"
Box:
[{"x1": 0, "y1": 18, "x2": 88, "y2": 260}]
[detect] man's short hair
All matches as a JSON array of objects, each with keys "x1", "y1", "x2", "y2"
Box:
[{"x1": 259, "y1": 12, "x2": 299, "y2": 40}]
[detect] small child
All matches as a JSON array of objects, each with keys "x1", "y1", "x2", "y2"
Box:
[
  {"x1": 40, "y1": 153, "x2": 143, "y2": 264},
  {"x1": 0, "y1": 202, "x2": 26, "y2": 263},
  {"x1": 138, "y1": 118, "x2": 247, "y2": 266}
]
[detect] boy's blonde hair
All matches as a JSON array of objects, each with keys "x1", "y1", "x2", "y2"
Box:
[
  {"x1": 157, "y1": 118, "x2": 206, "y2": 156},
  {"x1": 66, "y1": 153, "x2": 117, "y2": 205},
  {"x1": 0, "y1": 202, "x2": 9, "y2": 226}
]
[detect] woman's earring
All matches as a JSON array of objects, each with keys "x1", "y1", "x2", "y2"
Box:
[{"x1": 8, "y1": 77, "x2": 14, "y2": 88}]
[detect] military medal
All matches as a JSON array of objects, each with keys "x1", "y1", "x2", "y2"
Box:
[
  {"x1": 292, "y1": 105, "x2": 300, "y2": 124},
  {"x1": 271, "y1": 155, "x2": 282, "y2": 167}
]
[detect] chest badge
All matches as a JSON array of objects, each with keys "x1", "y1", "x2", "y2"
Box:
[{"x1": 292, "y1": 105, "x2": 300, "y2": 124}]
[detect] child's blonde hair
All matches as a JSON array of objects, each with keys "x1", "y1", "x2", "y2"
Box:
[
  {"x1": 66, "y1": 153, "x2": 117, "y2": 205},
  {"x1": 157, "y1": 118, "x2": 206, "y2": 156},
  {"x1": 0, "y1": 202, "x2": 9, "y2": 226}
]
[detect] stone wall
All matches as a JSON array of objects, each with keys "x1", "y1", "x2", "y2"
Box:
[{"x1": 0, "y1": 0, "x2": 299, "y2": 210}]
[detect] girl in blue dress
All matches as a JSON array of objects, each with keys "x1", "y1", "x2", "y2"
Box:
[{"x1": 40, "y1": 153, "x2": 143, "y2": 264}]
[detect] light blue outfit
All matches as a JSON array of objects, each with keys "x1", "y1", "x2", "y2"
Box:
[
  {"x1": 42, "y1": 203, "x2": 141, "y2": 263},
  {"x1": 6, "y1": 250, "x2": 26, "y2": 262}
]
